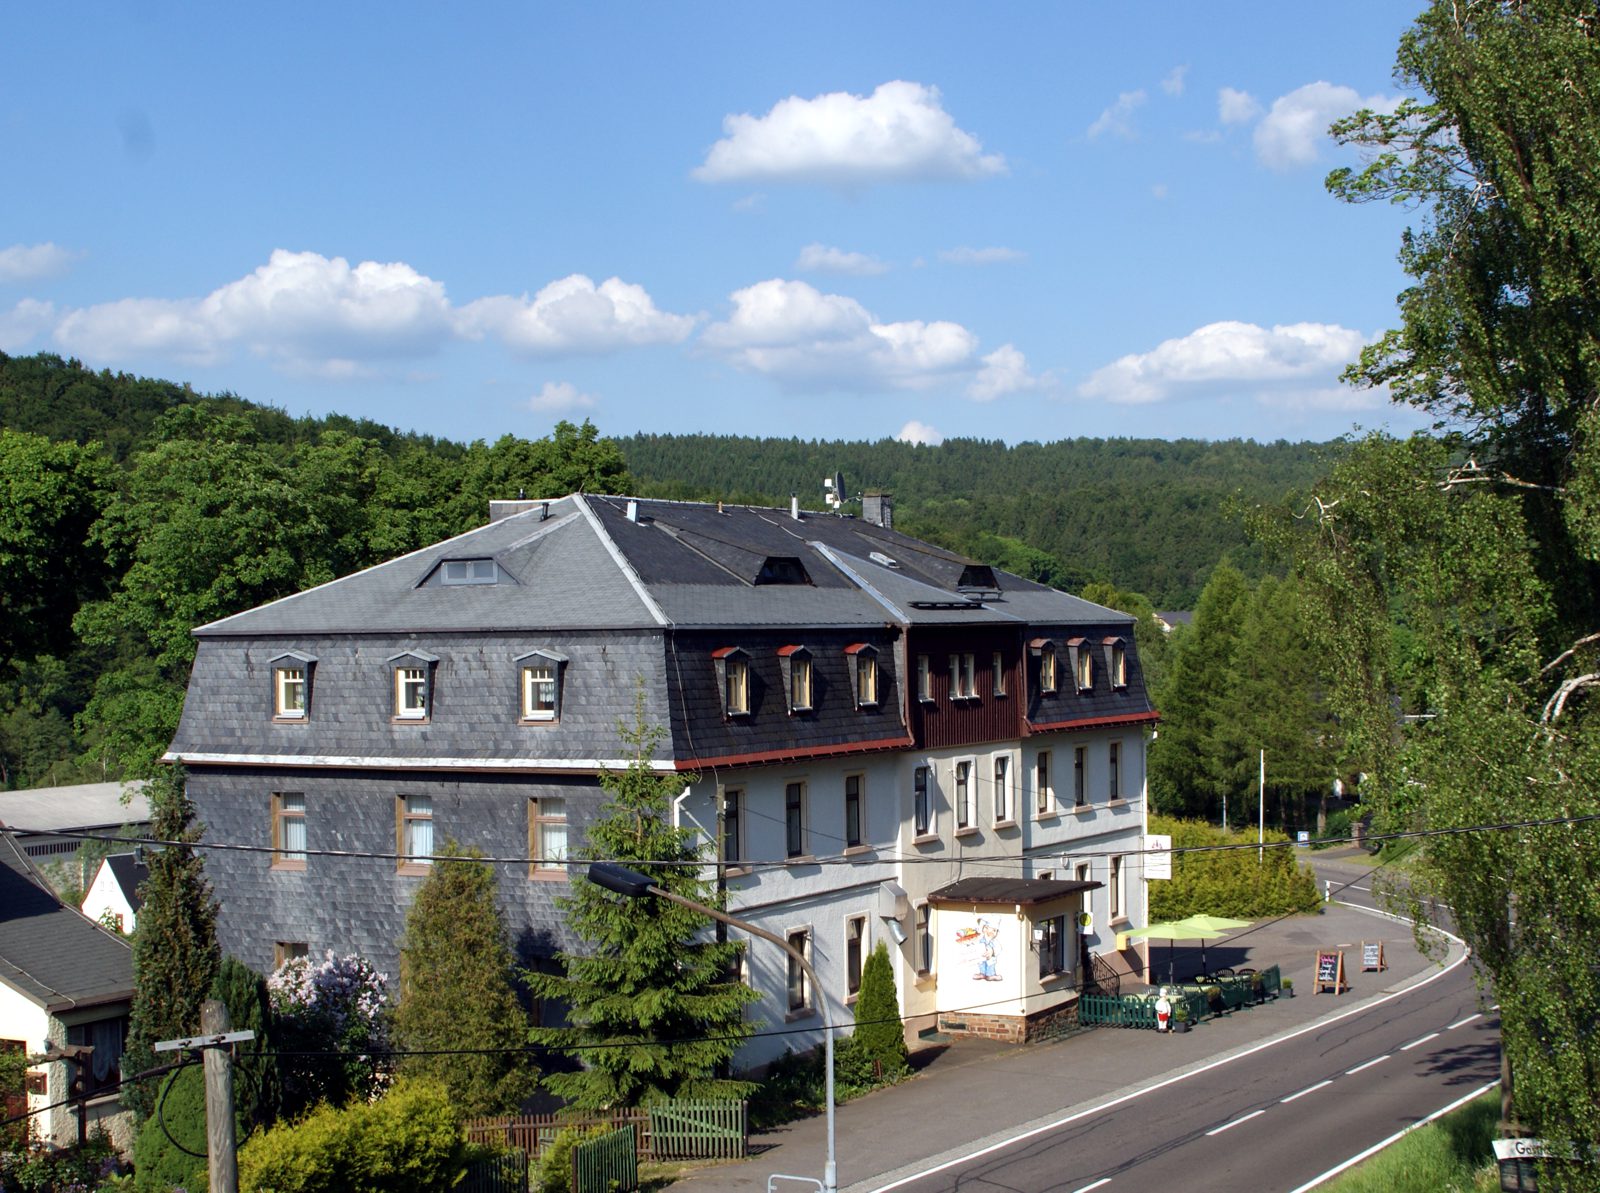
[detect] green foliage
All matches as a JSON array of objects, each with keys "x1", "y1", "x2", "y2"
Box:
[
  {"x1": 1321, "y1": 1090, "x2": 1498, "y2": 1193},
  {"x1": 531, "y1": 1125, "x2": 607, "y2": 1193},
  {"x1": 267, "y1": 952, "x2": 391, "y2": 1115},
  {"x1": 212, "y1": 955, "x2": 282, "y2": 1135},
  {"x1": 847, "y1": 943, "x2": 908, "y2": 1085},
  {"x1": 391, "y1": 842, "x2": 536, "y2": 1116},
  {"x1": 123, "y1": 765, "x2": 219, "y2": 1122},
  {"x1": 1145, "y1": 817, "x2": 1320, "y2": 921},
  {"x1": 237, "y1": 1079, "x2": 474, "y2": 1193},
  {"x1": 132, "y1": 1064, "x2": 208, "y2": 1193},
  {"x1": 0, "y1": 1047, "x2": 27, "y2": 1152},
  {"x1": 528, "y1": 689, "x2": 759, "y2": 1110},
  {"x1": 0, "y1": 1131, "x2": 126, "y2": 1192}
]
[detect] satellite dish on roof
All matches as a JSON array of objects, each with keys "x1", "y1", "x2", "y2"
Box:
[{"x1": 823, "y1": 471, "x2": 846, "y2": 512}]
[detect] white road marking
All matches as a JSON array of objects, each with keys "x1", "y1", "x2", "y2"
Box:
[
  {"x1": 1346, "y1": 1055, "x2": 1389, "y2": 1075},
  {"x1": 1284, "y1": 1081, "x2": 1500, "y2": 1193},
  {"x1": 1070, "y1": 1181, "x2": 1111, "y2": 1193},
  {"x1": 1281, "y1": 1080, "x2": 1333, "y2": 1103},
  {"x1": 1446, "y1": 1014, "x2": 1481, "y2": 1030},
  {"x1": 1205, "y1": 1109, "x2": 1266, "y2": 1136},
  {"x1": 866, "y1": 915, "x2": 1471, "y2": 1193},
  {"x1": 1401, "y1": 1032, "x2": 1441, "y2": 1052}
]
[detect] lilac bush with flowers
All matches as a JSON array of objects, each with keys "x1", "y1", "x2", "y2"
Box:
[{"x1": 268, "y1": 951, "x2": 392, "y2": 1113}]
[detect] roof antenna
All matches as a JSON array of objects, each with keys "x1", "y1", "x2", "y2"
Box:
[{"x1": 823, "y1": 471, "x2": 846, "y2": 513}]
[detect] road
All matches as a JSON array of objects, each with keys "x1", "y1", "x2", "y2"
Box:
[{"x1": 872, "y1": 857, "x2": 1499, "y2": 1193}]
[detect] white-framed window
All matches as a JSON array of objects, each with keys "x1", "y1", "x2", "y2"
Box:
[
  {"x1": 1075, "y1": 862, "x2": 1090, "y2": 884},
  {"x1": 271, "y1": 792, "x2": 306, "y2": 869},
  {"x1": 722, "y1": 788, "x2": 743, "y2": 865},
  {"x1": 844, "y1": 774, "x2": 864, "y2": 848},
  {"x1": 1036, "y1": 750, "x2": 1054, "y2": 815},
  {"x1": 520, "y1": 661, "x2": 560, "y2": 721},
  {"x1": 846, "y1": 915, "x2": 867, "y2": 996},
  {"x1": 1074, "y1": 745, "x2": 1088, "y2": 808},
  {"x1": 1111, "y1": 854, "x2": 1125, "y2": 919},
  {"x1": 786, "y1": 650, "x2": 813, "y2": 713},
  {"x1": 856, "y1": 650, "x2": 879, "y2": 707},
  {"x1": 992, "y1": 651, "x2": 1006, "y2": 697},
  {"x1": 916, "y1": 903, "x2": 933, "y2": 974},
  {"x1": 441, "y1": 558, "x2": 498, "y2": 585},
  {"x1": 397, "y1": 795, "x2": 433, "y2": 873},
  {"x1": 787, "y1": 929, "x2": 812, "y2": 1013},
  {"x1": 1076, "y1": 646, "x2": 1094, "y2": 691},
  {"x1": 1111, "y1": 641, "x2": 1128, "y2": 688},
  {"x1": 1040, "y1": 648, "x2": 1058, "y2": 694},
  {"x1": 950, "y1": 653, "x2": 976, "y2": 699},
  {"x1": 274, "y1": 941, "x2": 310, "y2": 968},
  {"x1": 913, "y1": 765, "x2": 932, "y2": 836},
  {"x1": 785, "y1": 781, "x2": 807, "y2": 858},
  {"x1": 1038, "y1": 914, "x2": 1067, "y2": 978},
  {"x1": 395, "y1": 668, "x2": 428, "y2": 719},
  {"x1": 993, "y1": 755, "x2": 1011, "y2": 824},
  {"x1": 1109, "y1": 741, "x2": 1121, "y2": 800},
  {"x1": 954, "y1": 759, "x2": 973, "y2": 829},
  {"x1": 274, "y1": 667, "x2": 307, "y2": 719},
  {"x1": 916, "y1": 654, "x2": 932, "y2": 702},
  {"x1": 529, "y1": 797, "x2": 569, "y2": 879},
  {"x1": 715, "y1": 648, "x2": 751, "y2": 717}
]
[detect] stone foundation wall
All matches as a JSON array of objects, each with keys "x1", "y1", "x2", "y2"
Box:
[{"x1": 938, "y1": 996, "x2": 1079, "y2": 1044}]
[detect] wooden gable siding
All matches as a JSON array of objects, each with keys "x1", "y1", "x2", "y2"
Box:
[{"x1": 907, "y1": 628, "x2": 1023, "y2": 749}]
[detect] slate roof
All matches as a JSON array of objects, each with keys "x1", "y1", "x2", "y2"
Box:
[
  {"x1": 192, "y1": 494, "x2": 1131, "y2": 638},
  {"x1": 0, "y1": 833, "x2": 134, "y2": 1013},
  {"x1": 928, "y1": 877, "x2": 1101, "y2": 906}
]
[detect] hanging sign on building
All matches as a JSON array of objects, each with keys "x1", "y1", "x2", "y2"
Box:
[{"x1": 1145, "y1": 834, "x2": 1172, "y2": 881}]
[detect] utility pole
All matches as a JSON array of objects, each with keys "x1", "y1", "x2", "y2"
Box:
[{"x1": 153, "y1": 1005, "x2": 254, "y2": 1193}]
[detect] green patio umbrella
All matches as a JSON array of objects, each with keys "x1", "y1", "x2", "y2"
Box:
[{"x1": 1126, "y1": 914, "x2": 1252, "y2": 983}]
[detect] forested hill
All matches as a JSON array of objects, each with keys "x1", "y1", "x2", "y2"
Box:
[{"x1": 623, "y1": 433, "x2": 1341, "y2": 608}]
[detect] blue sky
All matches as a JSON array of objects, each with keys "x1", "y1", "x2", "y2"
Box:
[{"x1": 2, "y1": 3, "x2": 1438, "y2": 447}]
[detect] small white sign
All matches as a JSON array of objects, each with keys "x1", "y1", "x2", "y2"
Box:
[{"x1": 1145, "y1": 834, "x2": 1172, "y2": 881}]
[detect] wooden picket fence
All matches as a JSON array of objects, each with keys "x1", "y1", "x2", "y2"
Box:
[{"x1": 465, "y1": 1099, "x2": 748, "y2": 1162}]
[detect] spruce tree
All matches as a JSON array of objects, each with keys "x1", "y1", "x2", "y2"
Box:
[
  {"x1": 849, "y1": 943, "x2": 908, "y2": 1081},
  {"x1": 211, "y1": 954, "x2": 281, "y2": 1134},
  {"x1": 122, "y1": 764, "x2": 220, "y2": 1121},
  {"x1": 391, "y1": 842, "x2": 536, "y2": 1116},
  {"x1": 528, "y1": 692, "x2": 760, "y2": 1109}
]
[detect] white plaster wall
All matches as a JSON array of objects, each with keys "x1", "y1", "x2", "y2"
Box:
[{"x1": 80, "y1": 864, "x2": 136, "y2": 934}]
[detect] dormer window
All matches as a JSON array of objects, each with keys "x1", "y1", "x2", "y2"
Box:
[
  {"x1": 389, "y1": 652, "x2": 438, "y2": 721},
  {"x1": 441, "y1": 558, "x2": 498, "y2": 585},
  {"x1": 1032, "y1": 639, "x2": 1058, "y2": 694},
  {"x1": 713, "y1": 647, "x2": 751, "y2": 717},
  {"x1": 845, "y1": 644, "x2": 879, "y2": 708},
  {"x1": 949, "y1": 653, "x2": 977, "y2": 699},
  {"x1": 271, "y1": 652, "x2": 315, "y2": 720},
  {"x1": 778, "y1": 645, "x2": 813, "y2": 714},
  {"x1": 517, "y1": 650, "x2": 568, "y2": 722},
  {"x1": 1105, "y1": 638, "x2": 1128, "y2": 688},
  {"x1": 756, "y1": 556, "x2": 811, "y2": 585},
  {"x1": 1076, "y1": 643, "x2": 1094, "y2": 691}
]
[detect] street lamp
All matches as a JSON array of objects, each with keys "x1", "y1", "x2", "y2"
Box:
[{"x1": 586, "y1": 862, "x2": 838, "y2": 1193}]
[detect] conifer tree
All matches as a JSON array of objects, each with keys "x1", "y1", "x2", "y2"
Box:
[
  {"x1": 122, "y1": 764, "x2": 220, "y2": 1120},
  {"x1": 849, "y1": 943, "x2": 908, "y2": 1081},
  {"x1": 392, "y1": 842, "x2": 536, "y2": 1116},
  {"x1": 528, "y1": 691, "x2": 759, "y2": 1109}
]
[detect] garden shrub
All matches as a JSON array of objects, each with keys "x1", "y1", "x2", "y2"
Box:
[
  {"x1": 1147, "y1": 816, "x2": 1320, "y2": 920},
  {"x1": 532, "y1": 1125, "x2": 607, "y2": 1193},
  {"x1": 238, "y1": 1079, "x2": 471, "y2": 1193},
  {"x1": 267, "y1": 951, "x2": 391, "y2": 1115},
  {"x1": 132, "y1": 1064, "x2": 208, "y2": 1193},
  {"x1": 848, "y1": 943, "x2": 909, "y2": 1084}
]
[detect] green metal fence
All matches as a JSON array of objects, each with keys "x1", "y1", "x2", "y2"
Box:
[
  {"x1": 648, "y1": 1099, "x2": 747, "y2": 1160},
  {"x1": 456, "y1": 1149, "x2": 528, "y2": 1193},
  {"x1": 573, "y1": 1124, "x2": 638, "y2": 1193}
]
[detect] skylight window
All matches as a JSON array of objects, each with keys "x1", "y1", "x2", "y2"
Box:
[
  {"x1": 755, "y1": 556, "x2": 811, "y2": 585},
  {"x1": 869, "y1": 551, "x2": 899, "y2": 568}
]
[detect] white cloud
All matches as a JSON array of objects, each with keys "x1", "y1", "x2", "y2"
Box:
[
  {"x1": 938, "y1": 246, "x2": 1025, "y2": 266},
  {"x1": 1218, "y1": 87, "x2": 1262, "y2": 125},
  {"x1": 459, "y1": 274, "x2": 696, "y2": 356},
  {"x1": 694, "y1": 80, "x2": 1006, "y2": 187},
  {"x1": 896, "y1": 420, "x2": 943, "y2": 446},
  {"x1": 1254, "y1": 81, "x2": 1398, "y2": 170},
  {"x1": 0, "y1": 242, "x2": 79, "y2": 283},
  {"x1": 1151, "y1": 183, "x2": 1169, "y2": 200},
  {"x1": 1162, "y1": 66, "x2": 1189, "y2": 97},
  {"x1": 1088, "y1": 90, "x2": 1147, "y2": 140},
  {"x1": 702, "y1": 278, "x2": 980, "y2": 392},
  {"x1": 1078, "y1": 320, "x2": 1368, "y2": 405},
  {"x1": 969, "y1": 344, "x2": 1037, "y2": 402},
  {"x1": 0, "y1": 299, "x2": 57, "y2": 351},
  {"x1": 796, "y1": 243, "x2": 890, "y2": 277},
  {"x1": 56, "y1": 249, "x2": 456, "y2": 367},
  {"x1": 529, "y1": 380, "x2": 599, "y2": 414}
]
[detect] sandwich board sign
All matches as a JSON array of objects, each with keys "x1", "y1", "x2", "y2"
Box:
[
  {"x1": 1362, "y1": 941, "x2": 1387, "y2": 972},
  {"x1": 1314, "y1": 949, "x2": 1348, "y2": 994}
]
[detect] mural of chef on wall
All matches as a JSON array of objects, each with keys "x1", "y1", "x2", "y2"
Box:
[{"x1": 954, "y1": 916, "x2": 1003, "y2": 981}]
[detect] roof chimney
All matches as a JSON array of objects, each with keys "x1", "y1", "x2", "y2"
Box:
[
  {"x1": 626, "y1": 500, "x2": 639, "y2": 523},
  {"x1": 862, "y1": 491, "x2": 893, "y2": 529},
  {"x1": 790, "y1": 494, "x2": 801, "y2": 521}
]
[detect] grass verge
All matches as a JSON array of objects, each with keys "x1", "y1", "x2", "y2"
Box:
[{"x1": 1321, "y1": 1089, "x2": 1499, "y2": 1192}]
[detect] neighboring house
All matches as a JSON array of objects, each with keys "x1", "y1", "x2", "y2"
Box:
[
  {"x1": 1153, "y1": 611, "x2": 1193, "y2": 635},
  {"x1": 0, "y1": 832, "x2": 134, "y2": 1152},
  {"x1": 167, "y1": 493, "x2": 1159, "y2": 1065},
  {"x1": 80, "y1": 854, "x2": 148, "y2": 935},
  {"x1": 0, "y1": 781, "x2": 150, "y2": 893}
]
